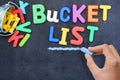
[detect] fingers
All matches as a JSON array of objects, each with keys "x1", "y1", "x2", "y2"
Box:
[
  {"x1": 85, "y1": 44, "x2": 120, "y2": 79},
  {"x1": 85, "y1": 54, "x2": 99, "y2": 74},
  {"x1": 108, "y1": 45, "x2": 120, "y2": 59},
  {"x1": 88, "y1": 44, "x2": 115, "y2": 59}
]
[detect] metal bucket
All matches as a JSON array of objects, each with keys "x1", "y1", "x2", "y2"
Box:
[{"x1": 0, "y1": 1, "x2": 19, "y2": 36}]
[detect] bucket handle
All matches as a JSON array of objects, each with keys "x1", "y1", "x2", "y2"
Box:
[{"x1": 8, "y1": 1, "x2": 19, "y2": 8}]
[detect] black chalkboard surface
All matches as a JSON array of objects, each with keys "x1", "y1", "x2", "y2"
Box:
[{"x1": 0, "y1": 0, "x2": 120, "y2": 80}]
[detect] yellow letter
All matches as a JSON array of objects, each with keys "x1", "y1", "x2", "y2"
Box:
[
  {"x1": 100, "y1": 5, "x2": 111, "y2": 21},
  {"x1": 59, "y1": 28, "x2": 69, "y2": 45}
]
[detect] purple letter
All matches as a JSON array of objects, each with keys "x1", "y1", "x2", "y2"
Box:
[{"x1": 72, "y1": 4, "x2": 86, "y2": 23}]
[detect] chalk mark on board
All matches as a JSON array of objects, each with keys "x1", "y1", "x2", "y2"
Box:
[{"x1": 48, "y1": 47, "x2": 82, "y2": 51}]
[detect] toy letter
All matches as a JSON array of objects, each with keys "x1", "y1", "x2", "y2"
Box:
[
  {"x1": 100, "y1": 5, "x2": 111, "y2": 21},
  {"x1": 87, "y1": 26, "x2": 99, "y2": 42},
  {"x1": 72, "y1": 4, "x2": 86, "y2": 23},
  {"x1": 88, "y1": 5, "x2": 99, "y2": 22},
  {"x1": 49, "y1": 26, "x2": 59, "y2": 42},
  {"x1": 32, "y1": 4, "x2": 46, "y2": 24},
  {"x1": 70, "y1": 26, "x2": 85, "y2": 45},
  {"x1": 47, "y1": 10, "x2": 59, "y2": 23},
  {"x1": 59, "y1": 28, "x2": 69, "y2": 45},
  {"x1": 8, "y1": 31, "x2": 24, "y2": 48},
  {"x1": 19, "y1": 0, "x2": 29, "y2": 14},
  {"x1": 60, "y1": 7, "x2": 71, "y2": 22}
]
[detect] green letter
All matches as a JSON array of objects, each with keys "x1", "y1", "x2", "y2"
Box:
[
  {"x1": 87, "y1": 26, "x2": 99, "y2": 42},
  {"x1": 32, "y1": 4, "x2": 46, "y2": 24}
]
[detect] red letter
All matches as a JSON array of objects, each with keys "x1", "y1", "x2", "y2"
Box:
[
  {"x1": 8, "y1": 31, "x2": 24, "y2": 47},
  {"x1": 70, "y1": 26, "x2": 85, "y2": 45},
  {"x1": 12, "y1": 9, "x2": 25, "y2": 23}
]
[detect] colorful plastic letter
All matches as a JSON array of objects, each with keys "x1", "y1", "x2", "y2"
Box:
[
  {"x1": 19, "y1": 0, "x2": 29, "y2": 14},
  {"x1": 32, "y1": 4, "x2": 46, "y2": 24},
  {"x1": 19, "y1": 34, "x2": 31, "y2": 47},
  {"x1": 2, "y1": 13, "x2": 20, "y2": 33},
  {"x1": 9, "y1": 15, "x2": 20, "y2": 33},
  {"x1": 49, "y1": 26, "x2": 59, "y2": 42},
  {"x1": 88, "y1": 5, "x2": 99, "y2": 22},
  {"x1": 16, "y1": 21, "x2": 31, "y2": 33},
  {"x1": 59, "y1": 28, "x2": 69, "y2": 45},
  {"x1": 8, "y1": 31, "x2": 24, "y2": 48},
  {"x1": 12, "y1": 9, "x2": 25, "y2": 23},
  {"x1": 60, "y1": 7, "x2": 71, "y2": 22},
  {"x1": 47, "y1": 10, "x2": 59, "y2": 23},
  {"x1": 72, "y1": 4, "x2": 86, "y2": 23},
  {"x1": 87, "y1": 26, "x2": 99, "y2": 42},
  {"x1": 100, "y1": 5, "x2": 111, "y2": 21},
  {"x1": 70, "y1": 26, "x2": 85, "y2": 45}
]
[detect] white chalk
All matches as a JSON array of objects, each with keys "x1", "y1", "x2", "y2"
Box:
[{"x1": 80, "y1": 47, "x2": 93, "y2": 55}]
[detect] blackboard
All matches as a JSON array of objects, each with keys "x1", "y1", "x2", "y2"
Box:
[{"x1": 0, "y1": 0, "x2": 120, "y2": 80}]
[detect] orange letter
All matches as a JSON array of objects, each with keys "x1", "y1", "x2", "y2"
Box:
[{"x1": 88, "y1": 5, "x2": 98, "y2": 22}]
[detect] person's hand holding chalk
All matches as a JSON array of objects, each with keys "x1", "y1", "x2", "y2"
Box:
[{"x1": 85, "y1": 44, "x2": 120, "y2": 80}]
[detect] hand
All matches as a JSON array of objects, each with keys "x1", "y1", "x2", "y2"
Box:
[{"x1": 85, "y1": 44, "x2": 120, "y2": 80}]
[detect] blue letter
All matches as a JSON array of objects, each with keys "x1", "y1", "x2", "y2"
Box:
[
  {"x1": 19, "y1": 0, "x2": 29, "y2": 14},
  {"x1": 60, "y1": 7, "x2": 71, "y2": 22},
  {"x1": 49, "y1": 26, "x2": 59, "y2": 42}
]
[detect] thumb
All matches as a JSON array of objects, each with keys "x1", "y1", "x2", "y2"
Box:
[{"x1": 85, "y1": 54, "x2": 99, "y2": 74}]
